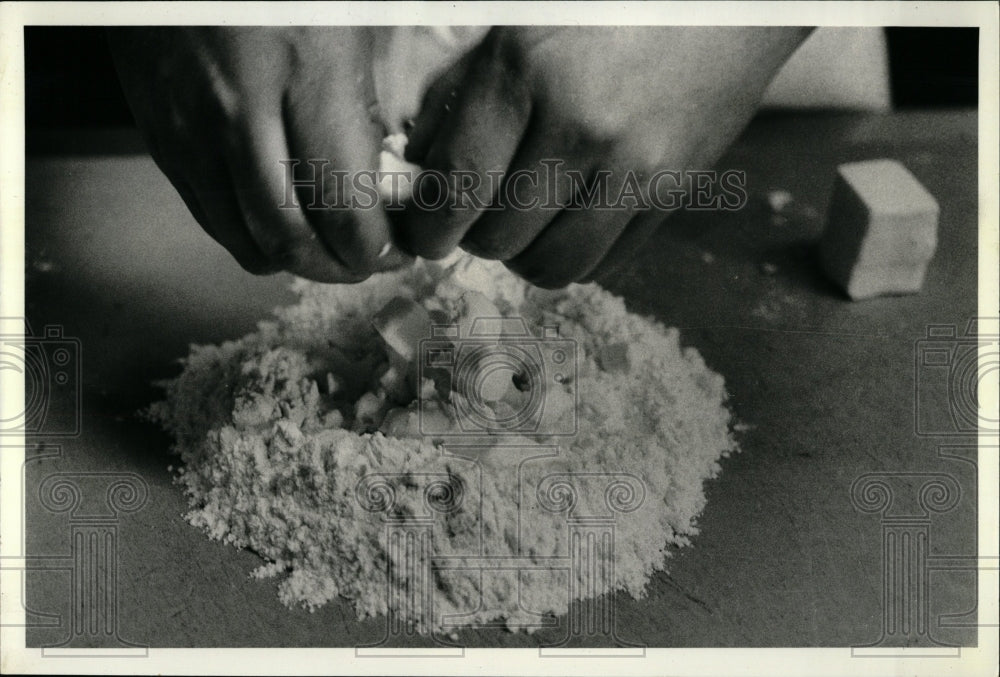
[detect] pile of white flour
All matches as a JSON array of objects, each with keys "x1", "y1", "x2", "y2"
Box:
[{"x1": 149, "y1": 254, "x2": 737, "y2": 633}]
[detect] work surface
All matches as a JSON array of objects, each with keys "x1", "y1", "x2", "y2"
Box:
[{"x1": 22, "y1": 111, "x2": 980, "y2": 648}]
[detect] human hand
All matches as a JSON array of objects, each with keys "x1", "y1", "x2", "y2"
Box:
[
  {"x1": 108, "y1": 27, "x2": 410, "y2": 282},
  {"x1": 395, "y1": 26, "x2": 812, "y2": 288}
]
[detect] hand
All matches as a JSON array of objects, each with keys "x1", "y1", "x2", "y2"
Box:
[
  {"x1": 394, "y1": 27, "x2": 812, "y2": 288},
  {"x1": 107, "y1": 27, "x2": 410, "y2": 282}
]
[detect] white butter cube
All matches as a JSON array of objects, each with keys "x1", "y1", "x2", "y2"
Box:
[
  {"x1": 354, "y1": 391, "x2": 388, "y2": 430},
  {"x1": 455, "y1": 290, "x2": 501, "y2": 339},
  {"x1": 820, "y1": 159, "x2": 939, "y2": 301},
  {"x1": 596, "y1": 343, "x2": 630, "y2": 373},
  {"x1": 372, "y1": 296, "x2": 432, "y2": 363},
  {"x1": 379, "y1": 406, "x2": 421, "y2": 439}
]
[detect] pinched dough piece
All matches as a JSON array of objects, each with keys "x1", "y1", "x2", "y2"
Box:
[
  {"x1": 378, "y1": 134, "x2": 420, "y2": 204},
  {"x1": 820, "y1": 159, "x2": 939, "y2": 301}
]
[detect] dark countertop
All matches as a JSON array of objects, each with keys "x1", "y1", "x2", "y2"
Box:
[{"x1": 22, "y1": 110, "x2": 980, "y2": 649}]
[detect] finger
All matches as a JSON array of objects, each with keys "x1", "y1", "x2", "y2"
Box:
[
  {"x1": 225, "y1": 114, "x2": 390, "y2": 283},
  {"x1": 394, "y1": 37, "x2": 532, "y2": 260},
  {"x1": 167, "y1": 153, "x2": 275, "y2": 274},
  {"x1": 460, "y1": 121, "x2": 594, "y2": 262},
  {"x1": 402, "y1": 46, "x2": 478, "y2": 164},
  {"x1": 283, "y1": 38, "x2": 411, "y2": 277},
  {"x1": 503, "y1": 194, "x2": 636, "y2": 289},
  {"x1": 582, "y1": 209, "x2": 669, "y2": 286}
]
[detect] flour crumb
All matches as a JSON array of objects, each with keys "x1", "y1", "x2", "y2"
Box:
[{"x1": 767, "y1": 189, "x2": 794, "y2": 213}]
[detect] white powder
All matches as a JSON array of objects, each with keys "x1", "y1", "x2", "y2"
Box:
[{"x1": 149, "y1": 255, "x2": 737, "y2": 633}]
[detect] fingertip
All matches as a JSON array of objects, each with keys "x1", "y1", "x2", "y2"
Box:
[
  {"x1": 460, "y1": 229, "x2": 524, "y2": 262},
  {"x1": 281, "y1": 243, "x2": 373, "y2": 283},
  {"x1": 579, "y1": 259, "x2": 622, "y2": 287},
  {"x1": 395, "y1": 237, "x2": 454, "y2": 261},
  {"x1": 373, "y1": 242, "x2": 415, "y2": 271},
  {"x1": 503, "y1": 259, "x2": 578, "y2": 290},
  {"x1": 234, "y1": 256, "x2": 284, "y2": 277},
  {"x1": 390, "y1": 200, "x2": 464, "y2": 261}
]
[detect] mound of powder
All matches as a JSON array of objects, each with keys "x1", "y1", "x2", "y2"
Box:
[{"x1": 148, "y1": 254, "x2": 737, "y2": 634}]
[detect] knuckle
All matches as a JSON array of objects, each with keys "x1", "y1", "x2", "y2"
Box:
[
  {"x1": 205, "y1": 71, "x2": 245, "y2": 124},
  {"x1": 538, "y1": 93, "x2": 632, "y2": 150},
  {"x1": 220, "y1": 121, "x2": 249, "y2": 156},
  {"x1": 477, "y1": 33, "x2": 532, "y2": 112},
  {"x1": 484, "y1": 29, "x2": 527, "y2": 77},
  {"x1": 427, "y1": 147, "x2": 483, "y2": 178},
  {"x1": 621, "y1": 138, "x2": 667, "y2": 178},
  {"x1": 575, "y1": 111, "x2": 631, "y2": 148}
]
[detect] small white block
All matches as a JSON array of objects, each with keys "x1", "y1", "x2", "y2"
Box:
[
  {"x1": 820, "y1": 159, "x2": 939, "y2": 300},
  {"x1": 596, "y1": 343, "x2": 630, "y2": 373},
  {"x1": 354, "y1": 391, "x2": 387, "y2": 428},
  {"x1": 767, "y1": 189, "x2": 794, "y2": 213},
  {"x1": 371, "y1": 296, "x2": 431, "y2": 363}
]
